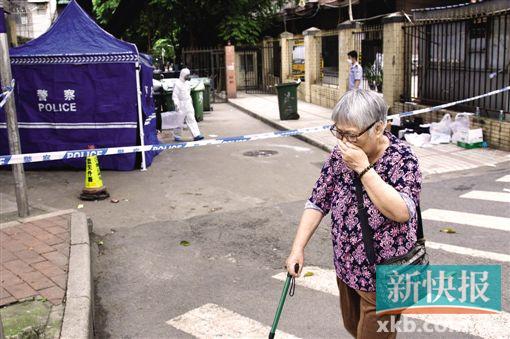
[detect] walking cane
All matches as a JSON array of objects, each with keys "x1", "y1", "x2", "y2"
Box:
[{"x1": 269, "y1": 263, "x2": 299, "y2": 339}]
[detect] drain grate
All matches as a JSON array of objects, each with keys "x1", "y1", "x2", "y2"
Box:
[{"x1": 243, "y1": 150, "x2": 279, "y2": 157}]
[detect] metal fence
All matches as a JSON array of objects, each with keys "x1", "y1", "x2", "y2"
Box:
[
  {"x1": 181, "y1": 47, "x2": 227, "y2": 103},
  {"x1": 403, "y1": 10, "x2": 510, "y2": 117},
  {"x1": 353, "y1": 24, "x2": 384, "y2": 92},
  {"x1": 9, "y1": 0, "x2": 34, "y2": 42},
  {"x1": 236, "y1": 40, "x2": 281, "y2": 94}
]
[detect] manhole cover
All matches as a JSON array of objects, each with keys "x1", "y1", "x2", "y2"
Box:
[{"x1": 243, "y1": 150, "x2": 279, "y2": 157}]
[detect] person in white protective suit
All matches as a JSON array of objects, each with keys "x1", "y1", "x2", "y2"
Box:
[{"x1": 172, "y1": 68, "x2": 204, "y2": 141}]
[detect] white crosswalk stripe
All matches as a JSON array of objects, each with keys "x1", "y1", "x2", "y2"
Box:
[
  {"x1": 459, "y1": 190, "x2": 510, "y2": 203},
  {"x1": 426, "y1": 241, "x2": 510, "y2": 262},
  {"x1": 496, "y1": 174, "x2": 510, "y2": 182},
  {"x1": 273, "y1": 267, "x2": 510, "y2": 339},
  {"x1": 166, "y1": 303, "x2": 300, "y2": 339},
  {"x1": 422, "y1": 208, "x2": 510, "y2": 232}
]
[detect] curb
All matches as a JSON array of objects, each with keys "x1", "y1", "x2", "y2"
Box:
[
  {"x1": 60, "y1": 211, "x2": 93, "y2": 339},
  {"x1": 0, "y1": 209, "x2": 76, "y2": 230},
  {"x1": 228, "y1": 101, "x2": 333, "y2": 154}
]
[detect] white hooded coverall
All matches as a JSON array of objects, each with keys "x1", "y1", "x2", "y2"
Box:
[{"x1": 172, "y1": 68, "x2": 201, "y2": 138}]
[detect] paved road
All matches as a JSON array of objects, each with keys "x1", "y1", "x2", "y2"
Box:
[
  {"x1": 1, "y1": 103, "x2": 508, "y2": 338},
  {"x1": 90, "y1": 104, "x2": 509, "y2": 338}
]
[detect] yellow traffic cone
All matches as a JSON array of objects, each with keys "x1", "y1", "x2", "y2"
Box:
[{"x1": 79, "y1": 146, "x2": 110, "y2": 201}]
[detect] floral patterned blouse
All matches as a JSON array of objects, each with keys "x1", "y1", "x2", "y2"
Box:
[{"x1": 306, "y1": 132, "x2": 422, "y2": 292}]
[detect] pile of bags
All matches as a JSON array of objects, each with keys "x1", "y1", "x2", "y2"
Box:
[{"x1": 403, "y1": 113, "x2": 483, "y2": 148}]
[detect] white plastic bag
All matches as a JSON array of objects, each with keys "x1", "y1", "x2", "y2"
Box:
[
  {"x1": 405, "y1": 133, "x2": 431, "y2": 147},
  {"x1": 451, "y1": 113, "x2": 471, "y2": 143},
  {"x1": 430, "y1": 114, "x2": 452, "y2": 144},
  {"x1": 161, "y1": 111, "x2": 186, "y2": 130}
]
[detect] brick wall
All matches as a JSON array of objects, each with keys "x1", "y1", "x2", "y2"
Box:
[
  {"x1": 382, "y1": 18, "x2": 405, "y2": 108},
  {"x1": 311, "y1": 84, "x2": 342, "y2": 108}
]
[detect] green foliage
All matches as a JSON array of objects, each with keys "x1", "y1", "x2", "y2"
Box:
[
  {"x1": 218, "y1": 14, "x2": 262, "y2": 45},
  {"x1": 92, "y1": 0, "x2": 119, "y2": 25},
  {"x1": 152, "y1": 38, "x2": 175, "y2": 60},
  {"x1": 91, "y1": 0, "x2": 284, "y2": 53}
]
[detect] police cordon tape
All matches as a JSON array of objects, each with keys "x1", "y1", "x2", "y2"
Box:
[
  {"x1": 0, "y1": 80, "x2": 15, "y2": 109},
  {"x1": 1, "y1": 85, "x2": 509, "y2": 166},
  {"x1": 387, "y1": 85, "x2": 510, "y2": 120},
  {"x1": 0, "y1": 125, "x2": 332, "y2": 166}
]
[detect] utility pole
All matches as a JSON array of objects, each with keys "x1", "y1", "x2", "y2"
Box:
[{"x1": 0, "y1": 0, "x2": 30, "y2": 217}]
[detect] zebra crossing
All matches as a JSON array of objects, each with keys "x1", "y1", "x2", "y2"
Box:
[{"x1": 166, "y1": 174, "x2": 510, "y2": 338}]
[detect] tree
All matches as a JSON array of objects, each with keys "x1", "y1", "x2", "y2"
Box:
[
  {"x1": 152, "y1": 38, "x2": 175, "y2": 63},
  {"x1": 91, "y1": 0, "x2": 283, "y2": 53}
]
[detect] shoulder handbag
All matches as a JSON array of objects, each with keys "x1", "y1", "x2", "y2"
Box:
[{"x1": 354, "y1": 177, "x2": 429, "y2": 267}]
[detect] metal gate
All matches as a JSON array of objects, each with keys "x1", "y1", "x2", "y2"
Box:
[
  {"x1": 353, "y1": 24, "x2": 384, "y2": 92},
  {"x1": 403, "y1": 10, "x2": 510, "y2": 115},
  {"x1": 181, "y1": 47, "x2": 227, "y2": 103},
  {"x1": 236, "y1": 40, "x2": 281, "y2": 94}
]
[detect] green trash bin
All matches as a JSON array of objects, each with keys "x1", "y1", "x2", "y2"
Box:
[
  {"x1": 276, "y1": 82, "x2": 300, "y2": 120},
  {"x1": 191, "y1": 82, "x2": 205, "y2": 122}
]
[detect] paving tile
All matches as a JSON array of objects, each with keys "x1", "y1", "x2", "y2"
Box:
[
  {"x1": 39, "y1": 286, "x2": 65, "y2": 304},
  {"x1": 4, "y1": 282, "x2": 37, "y2": 300},
  {"x1": 11, "y1": 231, "x2": 41, "y2": 247},
  {"x1": 47, "y1": 216, "x2": 69, "y2": 227},
  {"x1": 14, "y1": 249, "x2": 46, "y2": 265},
  {"x1": 51, "y1": 274, "x2": 68, "y2": 289},
  {"x1": 0, "y1": 287, "x2": 11, "y2": 298},
  {"x1": 46, "y1": 226, "x2": 67, "y2": 235},
  {"x1": 0, "y1": 249, "x2": 18, "y2": 263},
  {"x1": 19, "y1": 223, "x2": 46, "y2": 237},
  {"x1": 42, "y1": 251, "x2": 68, "y2": 269},
  {"x1": 48, "y1": 298, "x2": 63, "y2": 305},
  {"x1": 3, "y1": 260, "x2": 34, "y2": 275},
  {"x1": 1, "y1": 227, "x2": 18, "y2": 236},
  {"x1": 31, "y1": 261, "x2": 66, "y2": 278},
  {"x1": 53, "y1": 243, "x2": 70, "y2": 257},
  {"x1": 1, "y1": 239, "x2": 28, "y2": 252},
  {"x1": 0, "y1": 269, "x2": 23, "y2": 286},
  {"x1": 29, "y1": 229, "x2": 65, "y2": 246},
  {"x1": 0, "y1": 296, "x2": 16, "y2": 306},
  {"x1": 31, "y1": 242, "x2": 57, "y2": 254},
  {"x1": 31, "y1": 219, "x2": 57, "y2": 228},
  {"x1": 18, "y1": 270, "x2": 55, "y2": 290},
  {"x1": 55, "y1": 232, "x2": 70, "y2": 242}
]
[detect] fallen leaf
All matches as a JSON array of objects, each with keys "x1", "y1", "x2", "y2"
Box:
[
  {"x1": 440, "y1": 227, "x2": 456, "y2": 234},
  {"x1": 180, "y1": 240, "x2": 190, "y2": 247},
  {"x1": 304, "y1": 272, "x2": 314, "y2": 277},
  {"x1": 77, "y1": 204, "x2": 84, "y2": 209}
]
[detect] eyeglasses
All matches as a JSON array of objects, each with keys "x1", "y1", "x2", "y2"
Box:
[{"x1": 329, "y1": 121, "x2": 378, "y2": 143}]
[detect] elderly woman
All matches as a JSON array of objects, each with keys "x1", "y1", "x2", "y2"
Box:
[{"x1": 285, "y1": 90, "x2": 422, "y2": 338}]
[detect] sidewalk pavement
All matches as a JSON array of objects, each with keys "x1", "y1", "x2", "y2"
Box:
[
  {"x1": 1, "y1": 197, "x2": 92, "y2": 339},
  {"x1": 229, "y1": 93, "x2": 510, "y2": 177},
  {"x1": 1, "y1": 210, "x2": 70, "y2": 338}
]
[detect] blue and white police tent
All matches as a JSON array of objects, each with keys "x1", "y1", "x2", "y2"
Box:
[{"x1": 0, "y1": 0, "x2": 159, "y2": 170}]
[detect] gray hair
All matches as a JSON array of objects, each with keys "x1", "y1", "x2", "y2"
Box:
[{"x1": 331, "y1": 89, "x2": 388, "y2": 131}]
